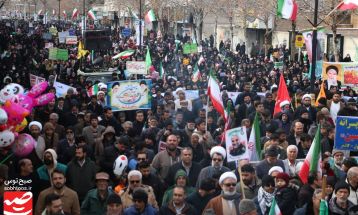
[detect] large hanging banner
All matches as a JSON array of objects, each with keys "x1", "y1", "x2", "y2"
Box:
[
  {"x1": 322, "y1": 62, "x2": 358, "y2": 89},
  {"x1": 335, "y1": 116, "x2": 358, "y2": 151},
  {"x1": 107, "y1": 79, "x2": 152, "y2": 111},
  {"x1": 225, "y1": 127, "x2": 249, "y2": 162}
]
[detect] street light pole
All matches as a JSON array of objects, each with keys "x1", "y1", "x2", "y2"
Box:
[
  {"x1": 310, "y1": 0, "x2": 319, "y2": 93},
  {"x1": 83, "y1": 0, "x2": 86, "y2": 31},
  {"x1": 139, "y1": 0, "x2": 142, "y2": 50},
  {"x1": 58, "y1": 0, "x2": 60, "y2": 22}
]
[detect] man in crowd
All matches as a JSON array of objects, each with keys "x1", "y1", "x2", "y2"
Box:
[
  {"x1": 204, "y1": 172, "x2": 241, "y2": 215},
  {"x1": 165, "y1": 147, "x2": 201, "y2": 187},
  {"x1": 36, "y1": 169, "x2": 80, "y2": 215}
]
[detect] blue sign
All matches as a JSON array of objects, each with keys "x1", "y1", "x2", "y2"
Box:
[
  {"x1": 69, "y1": 29, "x2": 76, "y2": 36},
  {"x1": 335, "y1": 116, "x2": 358, "y2": 151},
  {"x1": 121, "y1": 28, "x2": 131, "y2": 37}
]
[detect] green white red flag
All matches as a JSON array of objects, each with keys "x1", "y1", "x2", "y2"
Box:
[
  {"x1": 299, "y1": 125, "x2": 322, "y2": 184},
  {"x1": 269, "y1": 198, "x2": 282, "y2": 215},
  {"x1": 145, "y1": 9, "x2": 156, "y2": 23},
  {"x1": 277, "y1": 0, "x2": 298, "y2": 21},
  {"x1": 87, "y1": 84, "x2": 99, "y2": 97},
  {"x1": 208, "y1": 71, "x2": 226, "y2": 121},
  {"x1": 112, "y1": 49, "x2": 135, "y2": 60},
  {"x1": 72, "y1": 8, "x2": 78, "y2": 19},
  {"x1": 192, "y1": 63, "x2": 201, "y2": 83},
  {"x1": 248, "y1": 113, "x2": 262, "y2": 161},
  {"x1": 88, "y1": 9, "x2": 97, "y2": 20}
]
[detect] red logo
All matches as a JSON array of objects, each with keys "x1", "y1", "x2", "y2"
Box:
[{"x1": 4, "y1": 192, "x2": 33, "y2": 215}]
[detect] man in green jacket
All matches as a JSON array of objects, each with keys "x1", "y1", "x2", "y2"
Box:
[{"x1": 81, "y1": 172, "x2": 116, "y2": 215}]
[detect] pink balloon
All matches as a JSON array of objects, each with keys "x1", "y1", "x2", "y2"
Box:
[
  {"x1": 34, "y1": 93, "x2": 55, "y2": 106},
  {"x1": 12, "y1": 134, "x2": 35, "y2": 157},
  {"x1": 3, "y1": 100, "x2": 30, "y2": 126},
  {"x1": 28, "y1": 82, "x2": 48, "y2": 98}
]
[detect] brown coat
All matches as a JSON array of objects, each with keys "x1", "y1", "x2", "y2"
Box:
[
  {"x1": 119, "y1": 184, "x2": 158, "y2": 209},
  {"x1": 203, "y1": 195, "x2": 224, "y2": 215},
  {"x1": 35, "y1": 186, "x2": 80, "y2": 215}
]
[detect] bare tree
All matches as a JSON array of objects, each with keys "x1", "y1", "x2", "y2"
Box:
[{"x1": 301, "y1": 0, "x2": 352, "y2": 61}]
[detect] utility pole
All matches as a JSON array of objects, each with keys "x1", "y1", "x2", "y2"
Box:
[
  {"x1": 58, "y1": 0, "x2": 60, "y2": 22},
  {"x1": 310, "y1": 0, "x2": 319, "y2": 93},
  {"x1": 139, "y1": 0, "x2": 142, "y2": 50}
]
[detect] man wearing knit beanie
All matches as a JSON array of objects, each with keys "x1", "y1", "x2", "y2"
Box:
[{"x1": 329, "y1": 181, "x2": 357, "y2": 214}]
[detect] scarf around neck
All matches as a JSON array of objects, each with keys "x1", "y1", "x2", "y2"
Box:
[{"x1": 257, "y1": 187, "x2": 275, "y2": 214}]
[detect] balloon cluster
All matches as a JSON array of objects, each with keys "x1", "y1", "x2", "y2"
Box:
[{"x1": 0, "y1": 82, "x2": 55, "y2": 157}]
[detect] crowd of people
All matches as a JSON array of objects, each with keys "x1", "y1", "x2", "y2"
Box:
[{"x1": 1, "y1": 18, "x2": 358, "y2": 215}]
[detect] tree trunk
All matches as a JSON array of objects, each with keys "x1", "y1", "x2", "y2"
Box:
[
  {"x1": 332, "y1": 27, "x2": 340, "y2": 62},
  {"x1": 291, "y1": 21, "x2": 296, "y2": 62}
]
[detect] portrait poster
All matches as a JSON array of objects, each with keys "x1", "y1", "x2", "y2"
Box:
[
  {"x1": 225, "y1": 127, "x2": 249, "y2": 162},
  {"x1": 322, "y1": 62, "x2": 358, "y2": 89},
  {"x1": 107, "y1": 79, "x2": 152, "y2": 111}
]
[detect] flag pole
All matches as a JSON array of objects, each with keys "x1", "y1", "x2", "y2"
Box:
[
  {"x1": 205, "y1": 92, "x2": 209, "y2": 132},
  {"x1": 321, "y1": 175, "x2": 327, "y2": 200},
  {"x1": 237, "y1": 160, "x2": 246, "y2": 199}
]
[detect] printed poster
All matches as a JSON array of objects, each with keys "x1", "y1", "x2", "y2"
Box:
[
  {"x1": 322, "y1": 62, "x2": 358, "y2": 89},
  {"x1": 107, "y1": 79, "x2": 152, "y2": 111},
  {"x1": 335, "y1": 116, "x2": 358, "y2": 151},
  {"x1": 225, "y1": 127, "x2": 249, "y2": 162},
  {"x1": 126, "y1": 61, "x2": 146, "y2": 74}
]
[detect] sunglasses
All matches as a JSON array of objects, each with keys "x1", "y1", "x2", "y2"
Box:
[
  {"x1": 130, "y1": 180, "x2": 140, "y2": 184},
  {"x1": 224, "y1": 183, "x2": 237, "y2": 187},
  {"x1": 213, "y1": 158, "x2": 222, "y2": 162}
]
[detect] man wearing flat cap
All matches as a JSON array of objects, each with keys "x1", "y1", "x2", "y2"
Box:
[{"x1": 81, "y1": 172, "x2": 115, "y2": 215}]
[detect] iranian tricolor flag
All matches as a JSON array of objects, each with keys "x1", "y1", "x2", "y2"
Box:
[
  {"x1": 63, "y1": 10, "x2": 67, "y2": 19},
  {"x1": 338, "y1": 0, "x2": 358, "y2": 10},
  {"x1": 269, "y1": 198, "x2": 282, "y2": 215},
  {"x1": 145, "y1": 9, "x2": 156, "y2": 23},
  {"x1": 299, "y1": 125, "x2": 322, "y2": 184},
  {"x1": 277, "y1": 0, "x2": 298, "y2": 21},
  {"x1": 112, "y1": 49, "x2": 135, "y2": 60},
  {"x1": 208, "y1": 71, "x2": 226, "y2": 121},
  {"x1": 72, "y1": 8, "x2": 79, "y2": 19},
  {"x1": 87, "y1": 84, "x2": 99, "y2": 97},
  {"x1": 37, "y1": 9, "x2": 43, "y2": 15},
  {"x1": 52, "y1": 9, "x2": 56, "y2": 15},
  {"x1": 248, "y1": 113, "x2": 262, "y2": 161},
  {"x1": 88, "y1": 9, "x2": 97, "y2": 20},
  {"x1": 145, "y1": 46, "x2": 152, "y2": 72},
  {"x1": 192, "y1": 63, "x2": 201, "y2": 83}
]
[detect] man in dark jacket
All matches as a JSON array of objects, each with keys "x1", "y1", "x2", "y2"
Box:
[
  {"x1": 66, "y1": 145, "x2": 96, "y2": 204},
  {"x1": 186, "y1": 178, "x2": 217, "y2": 214},
  {"x1": 165, "y1": 147, "x2": 201, "y2": 187},
  {"x1": 159, "y1": 186, "x2": 198, "y2": 215},
  {"x1": 255, "y1": 146, "x2": 285, "y2": 180}
]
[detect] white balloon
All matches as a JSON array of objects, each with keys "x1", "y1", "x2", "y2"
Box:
[
  {"x1": 0, "y1": 108, "x2": 8, "y2": 125},
  {"x1": 0, "y1": 83, "x2": 24, "y2": 103},
  {"x1": 0, "y1": 130, "x2": 15, "y2": 148},
  {"x1": 113, "y1": 155, "x2": 128, "y2": 176}
]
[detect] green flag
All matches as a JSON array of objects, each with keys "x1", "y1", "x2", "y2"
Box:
[
  {"x1": 319, "y1": 199, "x2": 329, "y2": 215},
  {"x1": 159, "y1": 61, "x2": 164, "y2": 78},
  {"x1": 145, "y1": 46, "x2": 152, "y2": 72}
]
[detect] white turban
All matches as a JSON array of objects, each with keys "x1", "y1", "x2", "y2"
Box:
[
  {"x1": 268, "y1": 166, "x2": 284, "y2": 175},
  {"x1": 210, "y1": 146, "x2": 226, "y2": 159},
  {"x1": 29, "y1": 121, "x2": 42, "y2": 131},
  {"x1": 302, "y1": 94, "x2": 312, "y2": 100},
  {"x1": 219, "y1": 171, "x2": 237, "y2": 184}
]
